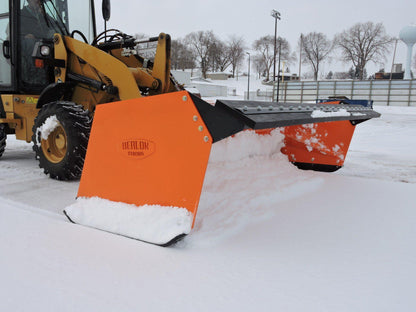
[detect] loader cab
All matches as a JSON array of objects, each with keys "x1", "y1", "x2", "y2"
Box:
[{"x1": 0, "y1": 0, "x2": 96, "y2": 94}]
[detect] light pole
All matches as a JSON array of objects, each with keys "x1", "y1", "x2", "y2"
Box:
[
  {"x1": 389, "y1": 38, "x2": 398, "y2": 81},
  {"x1": 246, "y1": 52, "x2": 250, "y2": 100},
  {"x1": 276, "y1": 40, "x2": 282, "y2": 102},
  {"x1": 271, "y1": 10, "x2": 281, "y2": 82},
  {"x1": 298, "y1": 34, "x2": 303, "y2": 79}
]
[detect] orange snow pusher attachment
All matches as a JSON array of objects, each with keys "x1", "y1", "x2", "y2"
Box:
[{"x1": 64, "y1": 92, "x2": 380, "y2": 246}]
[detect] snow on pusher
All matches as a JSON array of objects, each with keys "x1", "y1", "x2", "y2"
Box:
[{"x1": 0, "y1": 0, "x2": 380, "y2": 246}]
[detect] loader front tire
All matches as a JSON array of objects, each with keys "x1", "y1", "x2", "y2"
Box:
[
  {"x1": 32, "y1": 102, "x2": 91, "y2": 180},
  {"x1": 0, "y1": 123, "x2": 6, "y2": 158}
]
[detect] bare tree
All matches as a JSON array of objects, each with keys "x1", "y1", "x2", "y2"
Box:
[
  {"x1": 253, "y1": 55, "x2": 266, "y2": 78},
  {"x1": 252, "y1": 36, "x2": 274, "y2": 81},
  {"x1": 299, "y1": 32, "x2": 333, "y2": 80},
  {"x1": 326, "y1": 71, "x2": 334, "y2": 79},
  {"x1": 184, "y1": 30, "x2": 218, "y2": 78},
  {"x1": 302, "y1": 71, "x2": 315, "y2": 80},
  {"x1": 333, "y1": 71, "x2": 350, "y2": 79},
  {"x1": 209, "y1": 39, "x2": 231, "y2": 72},
  {"x1": 134, "y1": 33, "x2": 157, "y2": 60},
  {"x1": 335, "y1": 22, "x2": 393, "y2": 80},
  {"x1": 253, "y1": 35, "x2": 293, "y2": 81},
  {"x1": 171, "y1": 39, "x2": 195, "y2": 71},
  {"x1": 228, "y1": 35, "x2": 246, "y2": 77}
]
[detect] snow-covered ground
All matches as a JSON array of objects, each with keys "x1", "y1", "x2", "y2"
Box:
[{"x1": 0, "y1": 81, "x2": 415, "y2": 311}]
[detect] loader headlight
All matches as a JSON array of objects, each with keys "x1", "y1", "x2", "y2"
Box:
[{"x1": 40, "y1": 45, "x2": 51, "y2": 56}]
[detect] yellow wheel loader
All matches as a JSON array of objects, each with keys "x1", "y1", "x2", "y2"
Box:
[
  {"x1": 0, "y1": 0, "x2": 380, "y2": 246},
  {"x1": 0, "y1": 0, "x2": 179, "y2": 179}
]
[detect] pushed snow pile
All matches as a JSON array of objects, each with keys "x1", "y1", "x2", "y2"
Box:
[
  {"x1": 36, "y1": 115, "x2": 60, "y2": 141},
  {"x1": 188, "y1": 128, "x2": 325, "y2": 246},
  {"x1": 209, "y1": 128, "x2": 284, "y2": 163},
  {"x1": 64, "y1": 197, "x2": 193, "y2": 245},
  {"x1": 311, "y1": 108, "x2": 350, "y2": 118}
]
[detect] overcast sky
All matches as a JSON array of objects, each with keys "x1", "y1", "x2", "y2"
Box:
[{"x1": 94, "y1": 0, "x2": 416, "y2": 76}]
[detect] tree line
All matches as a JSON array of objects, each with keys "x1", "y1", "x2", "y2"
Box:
[
  {"x1": 140, "y1": 21, "x2": 397, "y2": 81},
  {"x1": 170, "y1": 31, "x2": 246, "y2": 79}
]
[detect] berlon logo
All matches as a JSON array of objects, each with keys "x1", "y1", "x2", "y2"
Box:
[{"x1": 120, "y1": 139, "x2": 155, "y2": 159}]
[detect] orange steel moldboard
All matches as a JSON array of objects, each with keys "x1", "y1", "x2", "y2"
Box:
[
  {"x1": 77, "y1": 91, "x2": 213, "y2": 226},
  {"x1": 281, "y1": 120, "x2": 356, "y2": 166}
]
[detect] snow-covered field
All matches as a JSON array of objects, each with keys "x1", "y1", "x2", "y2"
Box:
[{"x1": 0, "y1": 80, "x2": 415, "y2": 311}]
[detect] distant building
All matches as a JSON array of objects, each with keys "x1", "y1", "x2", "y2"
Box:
[
  {"x1": 375, "y1": 64, "x2": 405, "y2": 80},
  {"x1": 206, "y1": 72, "x2": 233, "y2": 80},
  {"x1": 273, "y1": 73, "x2": 299, "y2": 81},
  {"x1": 284, "y1": 73, "x2": 299, "y2": 81}
]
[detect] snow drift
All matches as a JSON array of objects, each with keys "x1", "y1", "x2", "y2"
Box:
[{"x1": 64, "y1": 197, "x2": 193, "y2": 245}]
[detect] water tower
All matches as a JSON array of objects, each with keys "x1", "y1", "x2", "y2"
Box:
[{"x1": 399, "y1": 24, "x2": 416, "y2": 79}]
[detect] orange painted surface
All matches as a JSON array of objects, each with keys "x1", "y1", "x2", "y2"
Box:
[
  {"x1": 242, "y1": 101, "x2": 356, "y2": 167},
  {"x1": 254, "y1": 129, "x2": 273, "y2": 136},
  {"x1": 77, "y1": 91, "x2": 212, "y2": 226},
  {"x1": 318, "y1": 100, "x2": 342, "y2": 105},
  {"x1": 281, "y1": 120, "x2": 356, "y2": 166}
]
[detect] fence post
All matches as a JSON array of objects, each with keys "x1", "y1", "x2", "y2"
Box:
[
  {"x1": 317, "y1": 81, "x2": 320, "y2": 100},
  {"x1": 300, "y1": 81, "x2": 304, "y2": 103},
  {"x1": 351, "y1": 80, "x2": 355, "y2": 99},
  {"x1": 369, "y1": 80, "x2": 373, "y2": 102},
  {"x1": 408, "y1": 80, "x2": 413, "y2": 107},
  {"x1": 387, "y1": 79, "x2": 392, "y2": 106},
  {"x1": 284, "y1": 81, "x2": 288, "y2": 102},
  {"x1": 272, "y1": 82, "x2": 276, "y2": 101}
]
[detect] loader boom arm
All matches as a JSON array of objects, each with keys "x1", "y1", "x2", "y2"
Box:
[
  {"x1": 151, "y1": 33, "x2": 172, "y2": 93},
  {"x1": 62, "y1": 35, "x2": 141, "y2": 100},
  {"x1": 53, "y1": 32, "x2": 175, "y2": 107}
]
